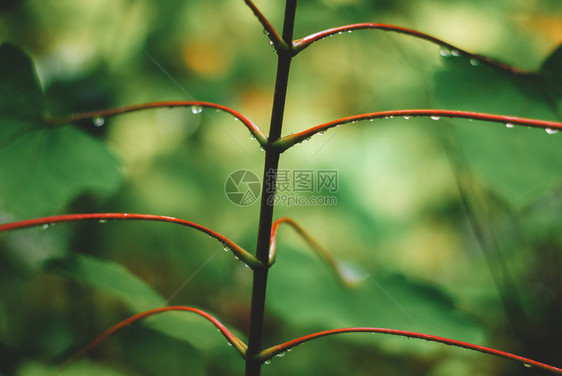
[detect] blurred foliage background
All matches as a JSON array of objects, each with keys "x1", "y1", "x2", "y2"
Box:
[{"x1": 0, "y1": 0, "x2": 561, "y2": 375}]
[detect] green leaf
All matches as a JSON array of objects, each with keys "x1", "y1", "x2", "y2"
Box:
[
  {"x1": 46, "y1": 254, "x2": 229, "y2": 352},
  {"x1": 17, "y1": 360, "x2": 127, "y2": 376},
  {"x1": 433, "y1": 51, "x2": 562, "y2": 207},
  {"x1": 268, "y1": 247, "x2": 485, "y2": 351},
  {"x1": 0, "y1": 44, "x2": 43, "y2": 121},
  {"x1": 0, "y1": 43, "x2": 122, "y2": 218},
  {"x1": 540, "y1": 44, "x2": 562, "y2": 101}
]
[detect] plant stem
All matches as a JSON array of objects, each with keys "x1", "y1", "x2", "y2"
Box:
[{"x1": 245, "y1": 1, "x2": 297, "y2": 375}]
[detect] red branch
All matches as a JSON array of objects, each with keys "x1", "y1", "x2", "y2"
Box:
[
  {"x1": 48, "y1": 101, "x2": 268, "y2": 147},
  {"x1": 243, "y1": 0, "x2": 286, "y2": 51},
  {"x1": 269, "y1": 217, "x2": 295, "y2": 264},
  {"x1": 258, "y1": 327, "x2": 562, "y2": 373},
  {"x1": 273, "y1": 109, "x2": 562, "y2": 152},
  {"x1": 269, "y1": 217, "x2": 356, "y2": 285},
  {"x1": 60, "y1": 306, "x2": 247, "y2": 369},
  {"x1": 292, "y1": 23, "x2": 523, "y2": 74},
  {"x1": 0, "y1": 213, "x2": 263, "y2": 269}
]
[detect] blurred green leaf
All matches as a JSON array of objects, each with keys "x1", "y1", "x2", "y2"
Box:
[
  {"x1": 0, "y1": 43, "x2": 122, "y2": 218},
  {"x1": 268, "y1": 247, "x2": 485, "y2": 350},
  {"x1": 540, "y1": 43, "x2": 562, "y2": 99},
  {"x1": 433, "y1": 51, "x2": 562, "y2": 207},
  {"x1": 47, "y1": 254, "x2": 230, "y2": 352},
  {"x1": 0, "y1": 44, "x2": 43, "y2": 121},
  {"x1": 17, "y1": 360, "x2": 127, "y2": 376}
]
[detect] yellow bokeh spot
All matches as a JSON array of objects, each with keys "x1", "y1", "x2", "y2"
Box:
[{"x1": 182, "y1": 37, "x2": 233, "y2": 78}]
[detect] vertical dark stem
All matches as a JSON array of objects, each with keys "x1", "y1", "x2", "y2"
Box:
[{"x1": 245, "y1": 1, "x2": 297, "y2": 375}]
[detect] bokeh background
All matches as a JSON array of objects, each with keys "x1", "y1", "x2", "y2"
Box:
[{"x1": 0, "y1": 0, "x2": 561, "y2": 375}]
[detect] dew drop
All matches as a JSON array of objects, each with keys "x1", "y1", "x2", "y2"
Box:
[
  {"x1": 351, "y1": 120, "x2": 357, "y2": 124},
  {"x1": 317, "y1": 130, "x2": 326, "y2": 135},
  {"x1": 369, "y1": 118, "x2": 374, "y2": 122},
  {"x1": 260, "y1": 146, "x2": 265, "y2": 151},
  {"x1": 451, "y1": 49, "x2": 460, "y2": 57},
  {"x1": 191, "y1": 106, "x2": 203, "y2": 114},
  {"x1": 276, "y1": 352, "x2": 286, "y2": 357},
  {"x1": 470, "y1": 58, "x2": 479, "y2": 66},
  {"x1": 545, "y1": 128, "x2": 558, "y2": 135},
  {"x1": 234, "y1": 117, "x2": 239, "y2": 121},
  {"x1": 524, "y1": 363, "x2": 532, "y2": 368},
  {"x1": 250, "y1": 135, "x2": 256, "y2": 140},
  {"x1": 403, "y1": 116, "x2": 410, "y2": 120},
  {"x1": 264, "y1": 360, "x2": 271, "y2": 365},
  {"x1": 227, "y1": 342, "x2": 233, "y2": 347},
  {"x1": 263, "y1": 29, "x2": 269, "y2": 35},
  {"x1": 93, "y1": 117, "x2": 105, "y2": 127},
  {"x1": 286, "y1": 348, "x2": 292, "y2": 352},
  {"x1": 431, "y1": 116, "x2": 440, "y2": 120},
  {"x1": 439, "y1": 47, "x2": 451, "y2": 57},
  {"x1": 347, "y1": 30, "x2": 352, "y2": 33},
  {"x1": 98, "y1": 219, "x2": 107, "y2": 224},
  {"x1": 40, "y1": 223, "x2": 50, "y2": 230},
  {"x1": 505, "y1": 123, "x2": 514, "y2": 128},
  {"x1": 268, "y1": 41, "x2": 274, "y2": 46},
  {"x1": 338, "y1": 31, "x2": 343, "y2": 35},
  {"x1": 223, "y1": 245, "x2": 230, "y2": 252}
]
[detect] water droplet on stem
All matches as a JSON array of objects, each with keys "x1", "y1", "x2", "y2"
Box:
[
  {"x1": 430, "y1": 116, "x2": 440, "y2": 120},
  {"x1": 439, "y1": 47, "x2": 451, "y2": 57},
  {"x1": 93, "y1": 117, "x2": 105, "y2": 127},
  {"x1": 545, "y1": 128, "x2": 558, "y2": 135},
  {"x1": 505, "y1": 123, "x2": 514, "y2": 128},
  {"x1": 191, "y1": 106, "x2": 203, "y2": 114}
]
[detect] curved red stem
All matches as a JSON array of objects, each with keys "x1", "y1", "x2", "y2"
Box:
[
  {"x1": 273, "y1": 109, "x2": 562, "y2": 152},
  {"x1": 258, "y1": 327, "x2": 562, "y2": 373},
  {"x1": 269, "y1": 217, "x2": 355, "y2": 285},
  {"x1": 47, "y1": 100, "x2": 268, "y2": 147},
  {"x1": 243, "y1": 0, "x2": 287, "y2": 52},
  {"x1": 0, "y1": 213, "x2": 263, "y2": 269},
  {"x1": 292, "y1": 23, "x2": 523, "y2": 74},
  {"x1": 269, "y1": 217, "x2": 292, "y2": 264},
  {"x1": 60, "y1": 306, "x2": 247, "y2": 370}
]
